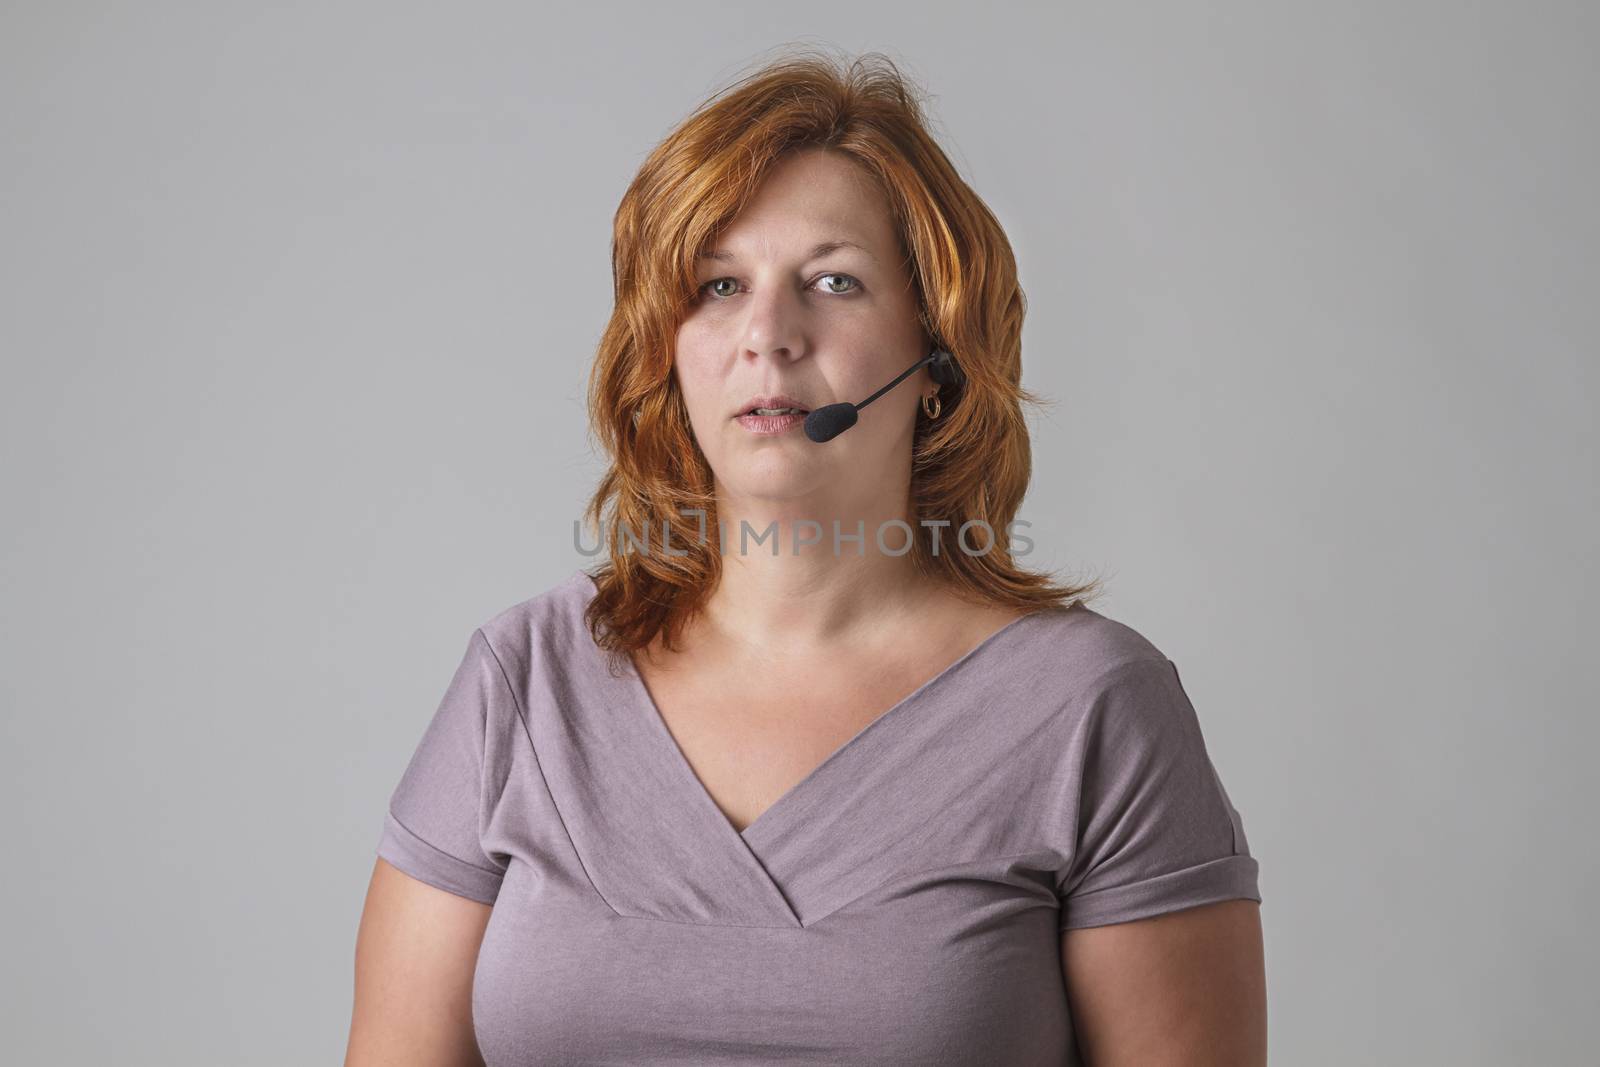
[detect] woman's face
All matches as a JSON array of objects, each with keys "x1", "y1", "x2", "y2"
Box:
[{"x1": 673, "y1": 148, "x2": 933, "y2": 514}]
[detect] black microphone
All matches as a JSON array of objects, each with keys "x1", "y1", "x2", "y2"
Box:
[{"x1": 803, "y1": 347, "x2": 963, "y2": 443}]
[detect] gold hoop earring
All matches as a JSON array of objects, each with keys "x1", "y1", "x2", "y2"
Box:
[{"x1": 921, "y1": 391, "x2": 942, "y2": 420}]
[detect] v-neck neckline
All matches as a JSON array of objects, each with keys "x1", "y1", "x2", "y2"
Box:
[{"x1": 581, "y1": 572, "x2": 1045, "y2": 844}]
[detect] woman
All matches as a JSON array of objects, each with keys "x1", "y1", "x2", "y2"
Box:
[{"x1": 346, "y1": 50, "x2": 1266, "y2": 1067}]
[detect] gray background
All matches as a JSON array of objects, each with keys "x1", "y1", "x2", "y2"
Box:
[{"x1": 2, "y1": 2, "x2": 1594, "y2": 1064}]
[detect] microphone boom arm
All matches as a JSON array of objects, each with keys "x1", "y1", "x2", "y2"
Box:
[{"x1": 852, "y1": 351, "x2": 935, "y2": 412}]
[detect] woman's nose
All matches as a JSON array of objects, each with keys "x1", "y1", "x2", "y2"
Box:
[{"x1": 738, "y1": 286, "x2": 808, "y2": 363}]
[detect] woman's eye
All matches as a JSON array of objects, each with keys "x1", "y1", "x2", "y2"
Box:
[{"x1": 696, "y1": 273, "x2": 861, "y2": 300}]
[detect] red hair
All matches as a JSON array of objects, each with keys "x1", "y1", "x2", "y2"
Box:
[{"x1": 583, "y1": 47, "x2": 1105, "y2": 665}]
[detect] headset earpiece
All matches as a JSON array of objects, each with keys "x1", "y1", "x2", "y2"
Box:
[{"x1": 928, "y1": 347, "x2": 964, "y2": 388}]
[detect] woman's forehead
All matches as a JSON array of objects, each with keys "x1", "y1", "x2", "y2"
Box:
[{"x1": 715, "y1": 153, "x2": 895, "y2": 243}]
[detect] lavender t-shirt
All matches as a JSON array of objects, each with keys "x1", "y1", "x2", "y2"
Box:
[{"x1": 375, "y1": 570, "x2": 1261, "y2": 1065}]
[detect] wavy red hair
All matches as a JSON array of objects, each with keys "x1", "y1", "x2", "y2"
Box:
[{"x1": 582, "y1": 47, "x2": 1105, "y2": 667}]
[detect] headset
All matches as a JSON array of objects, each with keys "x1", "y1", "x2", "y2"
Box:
[{"x1": 803, "y1": 346, "x2": 964, "y2": 443}]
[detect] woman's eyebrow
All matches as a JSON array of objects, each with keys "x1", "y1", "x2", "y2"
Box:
[{"x1": 697, "y1": 239, "x2": 877, "y2": 265}]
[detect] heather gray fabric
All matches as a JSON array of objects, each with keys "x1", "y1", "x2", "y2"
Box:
[{"x1": 375, "y1": 569, "x2": 1262, "y2": 1065}]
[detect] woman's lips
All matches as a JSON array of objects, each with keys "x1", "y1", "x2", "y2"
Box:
[{"x1": 735, "y1": 411, "x2": 807, "y2": 435}]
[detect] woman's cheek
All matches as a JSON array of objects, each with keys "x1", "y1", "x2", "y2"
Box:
[{"x1": 671, "y1": 354, "x2": 722, "y2": 426}]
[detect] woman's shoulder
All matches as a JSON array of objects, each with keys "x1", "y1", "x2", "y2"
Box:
[
  {"x1": 1016, "y1": 599, "x2": 1175, "y2": 687},
  {"x1": 1011, "y1": 603, "x2": 1222, "y2": 760},
  {"x1": 469, "y1": 569, "x2": 600, "y2": 682}
]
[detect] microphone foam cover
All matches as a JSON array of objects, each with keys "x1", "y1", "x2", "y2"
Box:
[{"x1": 804, "y1": 403, "x2": 857, "y2": 442}]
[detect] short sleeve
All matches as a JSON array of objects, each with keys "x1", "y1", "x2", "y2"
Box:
[
  {"x1": 1057, "y1": 656, "x2": 1261, "y2": 930},
  {"x1": 375, "y1": 628, "x2": 512, "y2": 904}
]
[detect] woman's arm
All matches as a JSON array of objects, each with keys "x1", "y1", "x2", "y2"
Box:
[
  {"x1": 344, "y1": 858, "x2": 494, "y2": 1067},
  {"x1": 1061, "y1": 898, "x2": 1267, "y2": 1066}
]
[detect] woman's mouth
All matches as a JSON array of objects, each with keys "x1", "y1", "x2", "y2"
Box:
[{"x1": 735, "y1": 408, "x2": 809, "y2": 434}]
